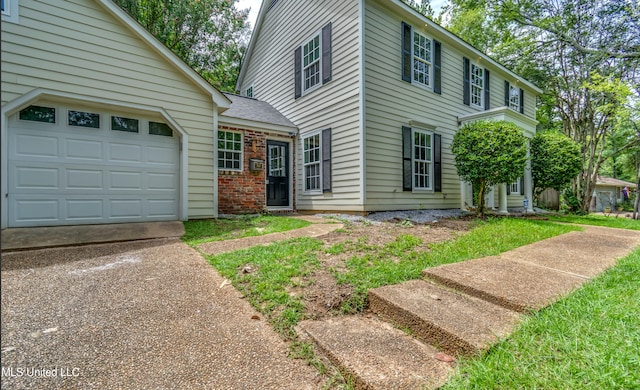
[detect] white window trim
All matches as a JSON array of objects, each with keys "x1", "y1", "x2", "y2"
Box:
[
  {"x1": 300, "y1": 30, "x2": 323, "y2": 96},
  {"x1": 509, "y1": 178, "x2": 521, "y2": 195},
  {"x1": 218, "y1": 130, "x2": 243, "y2": 172},
  {"x1": 245, "y1": 84, "x2": 254, "y2": 98},
  {"x1": 412, "y1": 127, "x2": 434, "y2": 191},
  {"x1": 470, "y1": 63, "x2": 484, "y2": 109},
  {"x1": 411, "y1": 30, "x2": 433, "y2": 90},
  {"x1": 1, "y1": 0, "x2": 19, "y2": 23},
  {"x1": 301, "y1": 130, "x2": 323, "y2": 194},
  {"x1": 509, "y1": 85, "x2": 520, "y2": 111}
]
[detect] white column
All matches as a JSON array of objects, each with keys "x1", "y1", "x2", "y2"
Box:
[
  {"x1": 499, "y1": 183, "x2": 508, "y2": 214},
  {"x1": 460, "y1": 180, "x2": 467, "y2": 210},
  {"x1": 486, "y1": 185, "x2": 495, "y2": 209},
  {"x1": 525, "y1": 143, "x2": 534, "y2": 212}
]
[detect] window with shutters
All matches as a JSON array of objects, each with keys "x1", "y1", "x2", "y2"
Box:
[
  {"x1": 509, "y1": 178, "x2": 521, "y2": 195},
  {"x1": 470, "y1": 64, "x2": 484, "y2": 108},
  {"x1": 302, "y1": 33, "x2": 322, "y2": 93},
  {"x1": 412, "y1": 128, "x2": 433, "y2": 190},
  {"x1": 509, "y1": 85, "x2": 520, "y2": 111},
  {"x1": 413, "y1": 31, "x2": 432, "y2": 88},
  {"x1": 303, "y1": 132, "x2": 322, "y2": 192}
]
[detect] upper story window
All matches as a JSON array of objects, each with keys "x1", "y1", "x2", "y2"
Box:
[
  {"x1": 470, "y1": 64, "x2": 484, "y2": 108},
  {"x1": 245, "y1": 85, "x2": 253, "y2": 98},
  {"x1": 402, "y1": 22, "x2": 442, "y2": 94},
  {"x1": 294, "y1": 23, "x2": 332, "y2": 99},
  {"x1": 1, "y1": 0, "x2": 19, "y2": 23},
  {"x1": 302, "y1": 35, "x2": 322, "y2": 93},
  {"x1": 218, "y1": 130, "x2": 243, "y2": 171},
  {"x1": 504, "y1": 81, "x2": 524, "y2": 114},
  {"x1": 413, "y1": 31, "x2": 432, "y2": 87}
]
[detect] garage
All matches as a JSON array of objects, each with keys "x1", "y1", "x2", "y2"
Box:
[{"x1": 7, "y1": 102, "x2": 180, "y2": 227}]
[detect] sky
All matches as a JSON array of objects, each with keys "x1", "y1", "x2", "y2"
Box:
[{"x1": 236, "y1": 0, "x2": 449, "y2": 30}]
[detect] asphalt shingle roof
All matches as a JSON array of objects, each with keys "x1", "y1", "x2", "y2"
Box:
[{"x1": 221, "y1": 93, "x2": 297, "y2": 129}]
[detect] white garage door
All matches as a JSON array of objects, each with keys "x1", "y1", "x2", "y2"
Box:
[{"x1": 8, "y1": 103, "x2": 180, "y2": 227}]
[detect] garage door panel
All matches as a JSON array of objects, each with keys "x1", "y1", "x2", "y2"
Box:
[
  {"x1": 12, "y1": 199, "x2": 60, "y2": 223},
  {"x1": 67, "y1": 169, "x2": 103, "y2": 189},
  {"x1": 148, "y1": 199, "x2": 179, "y2": 217},
  {"x1": 65, "y1": 139, "x2": 103, "y2": 160},
  {"x1": 109, "y1": 142, "x2": 142, "y2": 163},
  {"x1": 14, "y1": 166, "x2": 60, "y2": 189},
  {"x1": 110, "y1": 171, "x2": 142, "y2": 190},
  {"x1": 109, "y1": 199, "x2": 143, "y2": 218},
  {"x1": 14, "y1": 134, "x2": 59, "y2": 158},
  {"x1": 148, "y1": 173, "x2": 177, "y2": 190},
  {"x1": 66, "y1": 199, "x2": 104, "y2": 220},
  {"x1": 148, "y1": 145, "x2": 179, "y2": 165}
]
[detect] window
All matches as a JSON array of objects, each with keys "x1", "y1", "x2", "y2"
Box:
[
  {"x1": 402, "y1": 22, "x2": 442, "y2": 93},
  {"x1": 302, "y1": 129, "x2": 332, "y2": 193},
  {"x1": 470, "y1": 64, "x2": 484, "y2": 108},
  {"x1": 303, "y1": 133, "x2": 321, "y2": 192},
  {"x1": 149, "y1": 122, "x2": 173, "y2": 137},
  {"x1": 19, "y1": 105, "x2": 56, "y2": 123},
  {"x1": 295, "y1": 23, "x2": 332, "y2": 98},
  {"x1": 509, "y1": 86, "x2": 520, "y2": 111},
  {"x1": 69, "y1": 110, "x2": 100, "y2": 128},
  {"x1": 245, "y1": 85, "x2": 253, "y2": 98},
  {"x1": 303, "y1": 35, "x2": 321, "y2": 92},
  {"x1": 218, "y1": 130, "x2": 242, "y2": 170},
  {"x1": 413, "y1": 32, "x2": 432, "y2": 87},
  {"x1": 111, "y1": 116, "x2": 139, "y2": 133},
  {"x1": 1, "y1": 0, "x2": 18, "y2": 23},
  {"x1": 1, "y1": 0, "x2": 5, "y2": 14},
  {"x1": 508, "y1": 178, "x2": 522, "y2": 195},
  {"x1": 412, "y1": 129, "x2": 433, "y2": 190}
]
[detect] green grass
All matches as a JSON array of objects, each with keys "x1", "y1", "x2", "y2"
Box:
[
  {"x1": 205, "y1": 237, "x2": 322, "y2": 339},
  {"x1": 182, "y1": 215, "x2": 311, "y2": 245},
  {"x1": 547, "y1": 214, "x2": 640, "y2": 230},
  {"x1": 335, "y1": 218, "x2": 580, "y2": 312},
  {"x1": 444, "y1": 248, "x2": 640, "y2": 390}
]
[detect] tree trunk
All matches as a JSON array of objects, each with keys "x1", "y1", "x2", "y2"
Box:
[{"x1": 477, "y1": 180, "x2": 486, "y2": 218}]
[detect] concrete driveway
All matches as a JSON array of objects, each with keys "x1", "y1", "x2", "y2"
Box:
[{"x1": 1, "y1": 238, "x2": 321, "y2": 389}]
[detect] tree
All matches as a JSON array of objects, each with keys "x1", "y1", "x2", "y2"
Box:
[
  {"x1": 114, "y1": 0, "x2": 251, "y2": 92},
  {"x1": 530, "y1": 131, "x2": 582, "y2": 202},
  {"x1": 452, "y1": 120, "x2": 528, "y2": 217},
  {"x1": 402, "y1": 0, "x2": 435, "y2": 19}
]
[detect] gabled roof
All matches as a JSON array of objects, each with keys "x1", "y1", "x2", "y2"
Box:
[
  {"x1": 237, "y1": 0, "x2": 542, "y2": 95},
  {"x1": 596, "y1": 176, "x2": 637, "y2": 188},
  {"x1": 220, "y1": 93, "x2": 297, "y2": 133},
  {"x1": 97, "y1": 0, "x2": 231, "y2": 111}
]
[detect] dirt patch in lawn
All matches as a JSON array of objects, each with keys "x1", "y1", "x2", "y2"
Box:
[{"x1": 300, "y1": 218, "x2": 473, "y2": 319}]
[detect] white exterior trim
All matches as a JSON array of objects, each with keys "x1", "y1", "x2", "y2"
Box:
[
  {"x1": 1, "y1": 89, "x2": 190, "y2": 228},
  {"x1": 218, "y1": 117, "x2": 298, "y2": 136},
  {"x1": 358, "y1": 0, "x2": 366, "y2": 206},
  {"x1": 1, "y1": 0, "x2": 19, "y2": 23}
]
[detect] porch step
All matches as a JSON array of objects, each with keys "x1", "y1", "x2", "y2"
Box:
[
  {"x1": 369, "y1": 280, "x2": 521, "y2": 356},
  {"x1": 297, "y1": 316, "x2": 454, "y2": 390}
]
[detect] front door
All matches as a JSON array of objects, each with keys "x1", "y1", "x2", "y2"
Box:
[{"x1": 266, "y1": 141, "x2": 290, "y2": 207}]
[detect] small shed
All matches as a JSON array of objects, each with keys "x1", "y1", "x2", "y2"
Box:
[{"x1": 592, "y1": 176, "x2": 637, "y2": 212}]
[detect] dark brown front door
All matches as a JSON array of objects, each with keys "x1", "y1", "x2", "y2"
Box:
[{"x1": 266, "y1": 141, "x2": 289, "y2": 207}]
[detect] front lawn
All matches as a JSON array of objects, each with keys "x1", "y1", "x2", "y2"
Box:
[{"x1": 547, "y1": 213, "x2": 640, "y2": 230}]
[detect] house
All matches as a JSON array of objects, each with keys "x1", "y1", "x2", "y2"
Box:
[
  {"x1": 236, "y1": 0, "x2": 542, "y2": 214},
  {"x1": 592, "y1": 176, "x2": 637, "y2": 212},
  {"x1": 0, "y1": 0, "x2": 292, "y2": 228}
]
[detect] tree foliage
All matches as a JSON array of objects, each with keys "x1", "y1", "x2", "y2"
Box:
[
  {"x1": 114, "y1": 0, "x2": 251, "y2": 92},
  {"x1": 452, "y1": 120, "x2": 528, "y2": 216},
  {"x1": 530, "y1": 132, "x2": 582, "y2": 199}
]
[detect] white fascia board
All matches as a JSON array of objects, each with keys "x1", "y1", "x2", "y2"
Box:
[
  {"x1": 237, "y1": 0, "x2": 269, "y2": 91},
  {"x1": 218, "y1": 116, "x2": 298, "y2": 136},
  {"x1": 96, "y1": 0, "x2": 231, "y2": 110}
]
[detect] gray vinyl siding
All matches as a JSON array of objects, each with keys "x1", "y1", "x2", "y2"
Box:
[
  {"x1": 363, "y1": 0, "x2": 538, "y2": 211},
  {"x1": 240, "y1": 0, "x2": 362, "y2": 211},
  {"x1": 1, "y1": 0, "x2": 218, "y2": 218}
]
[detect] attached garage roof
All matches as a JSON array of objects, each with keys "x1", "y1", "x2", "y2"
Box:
[{"x1": 220, "y1": 93, "x2": 297, "y2": 132}]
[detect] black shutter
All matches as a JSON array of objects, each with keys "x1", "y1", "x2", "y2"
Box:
[
  {"x1": 401, "y1": 22, "x2": 412, "y2": 83},
  {"x1": 504, "y1": 80, "x2": 510, "y2": 107},
  {"x1": 506, "y1": 182, "x2": 511, "y2": 195},
  {"x1": 484, "y1": 69, "x2": 490, "y2": 110},
  {"x1": 519, "y1": 88, "x2": 524, "y2": 114},
  {"x1": 322, "y1": 128, "x2": 332, "y2": 192},
  {"x1": 322, "y1": 23, "x2": 332, "y2": 84},
  {"x1": 434, "y1": 133, "x2": 442, "y2": 192},
  {"x1": 434, "y1": 40, "x2": 442, "y2": 94},
  {"x1": 402, "y1": 126, "x2": 412, "y2": 191},
  {"x1": 294, "y1": 47, "x2": 302, "y2": 99},
  {"x1": 463, "y1": 57, "x2": 470, "y2": 106},
  {"x1": 520, "y1": 177, "x2": 525, "y2": 195}
]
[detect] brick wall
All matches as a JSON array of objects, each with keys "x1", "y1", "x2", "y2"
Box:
[{"x1": 218, "y1": 126, "x2": 295, "y2": 214}]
